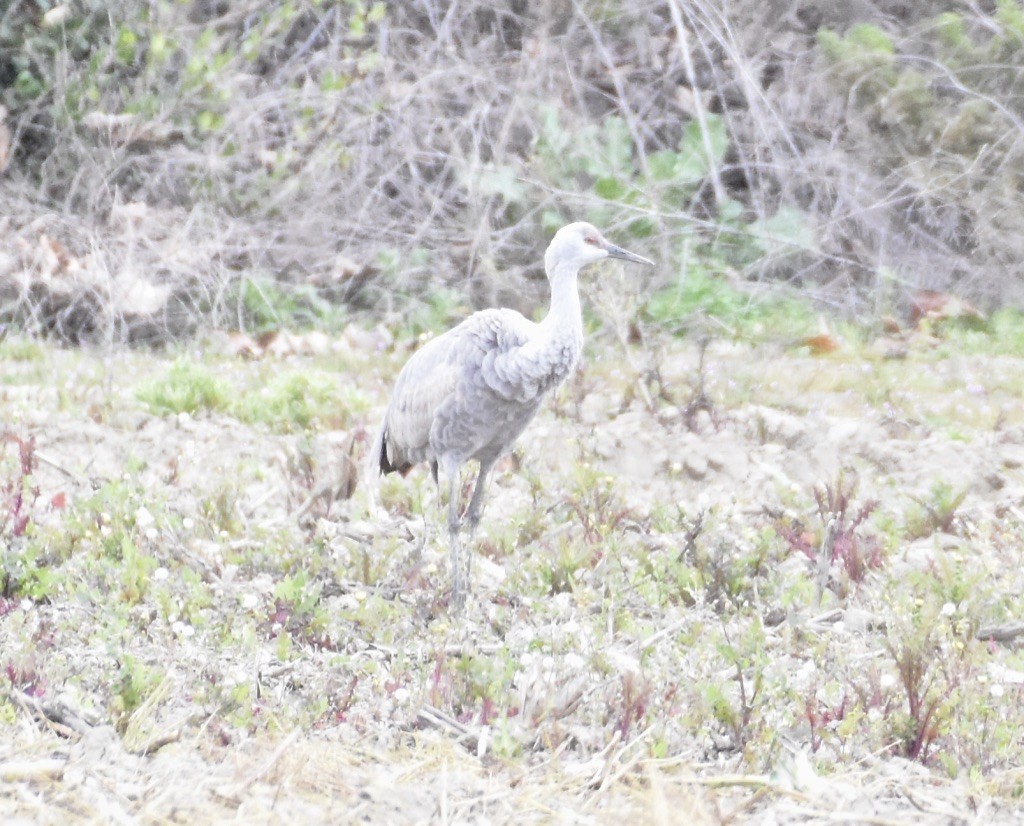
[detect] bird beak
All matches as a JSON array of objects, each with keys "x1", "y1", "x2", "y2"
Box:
[{"x1": 603, "y1": 239, "x2": 654, "y2": 267}]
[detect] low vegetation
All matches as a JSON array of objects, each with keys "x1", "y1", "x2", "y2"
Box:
[
  {"x1": 2, "y1": 316, "x2": 1024, "y2": 819},
  {"x1": 5, "y1": 0, "x2": 1024, "y2": 821}
]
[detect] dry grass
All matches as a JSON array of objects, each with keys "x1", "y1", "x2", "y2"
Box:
[{"x1": 4, "y1": 1, "x2": 1024, "y2": 342}]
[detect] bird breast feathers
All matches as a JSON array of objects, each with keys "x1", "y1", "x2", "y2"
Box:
[{"x1": 464, "y1": 310, "x2": 559, "y2": 403}]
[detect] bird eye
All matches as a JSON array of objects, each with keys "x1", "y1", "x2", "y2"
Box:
[{"x1": 584, "y1": 236, "x2": 598, "y2": 245}]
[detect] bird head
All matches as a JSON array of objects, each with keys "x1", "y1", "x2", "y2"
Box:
[{"x1": 544, "y1": 222, "x2": 654, "y2": 275}]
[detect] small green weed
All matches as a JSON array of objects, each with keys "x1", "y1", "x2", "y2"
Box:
[
  {"x1": 777, "y1": 472, "x2": 883, "y2": 598},
  {"x1": 686, "y1": 535, "x2": 777, "y2": 614},
  {"x1": 905, "y1": 481, "x2": 968, "y2": 540},
  {"x1": 0, "y1": 432, "x2": 69, "y2": 601},
  {"x1": 691, "y1": 620, "x2": 778, "y2": 753},
  {"x1": 565, "y1": 463, "x2": 631, "y2": 544},
  {"x1": 233, "y1": 369, "x2": 367, "y2": 431},
  {"x1": 539, "y1": 538, "x2": 594, "y2": 596},
  {"x1": 268, "y1": 569, "x2": 328, "y2": 645},
  {"x1": 612, "y1": 670, "x2": 653, "y2": 740},
  {"x1": 111, "y1": 655, "x2": 162, "y2": 734},
  {"x1": 0, "y1": 432, "x2": 40, "y2": 543},
  {"x1": 234, "y1": 276, "x2": 344, "y2": 335},
  {"x1": 427, "y1": 648, "x2": 518, "y2": 726},
  {"x1": 136, "y1": 357, "x2": 229, "y2": 415},
  {"x1": 0, "y1": 336, "x2": 45, "y2": 363},
  {"x1": 199, "y1": 482, "x2": 243, "y2": 537},
  {"x1": 879, "y1": 583, "x2": 969, "y2": 762}
]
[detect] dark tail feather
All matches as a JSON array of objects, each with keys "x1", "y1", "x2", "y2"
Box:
[{"x1": 370, "y1": 420, "x2": 413, "y2": 477}]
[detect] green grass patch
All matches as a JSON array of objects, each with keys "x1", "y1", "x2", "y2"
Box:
[
  {"x1": 941, "y1": 308, "x2": 1024, "y2": 357},
  {"x1": 0, "y1": 335, "x2": 47, "y2": 363},
  {"x1": 646, "y1": 266, "x2": 815, "y2": 340},
  {"x1": 232, "y1": 368, "x2": 369, "y2": 431},
  {"x1": 135, "y1": 357, "x2": 230, "y2": 415},
  {"x1": 235, "y1": 276, "x2": 347, "y2": 335},
  {"x1": 136, "y1": 357, "x2": 370, "y2": 431}
]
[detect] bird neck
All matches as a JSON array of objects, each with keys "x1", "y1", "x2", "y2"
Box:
[{"x1": 540, "y1": 261, "x2": 584, "y2": 351}]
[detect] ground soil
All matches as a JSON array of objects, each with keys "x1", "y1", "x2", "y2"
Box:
[{"x1": 2, "y1": 335, "x2": 1024, "y2": 824}]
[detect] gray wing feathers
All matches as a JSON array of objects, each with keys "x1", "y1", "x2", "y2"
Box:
[
  {"x1": 483, "y1": 329, "x2": 577, "y2": 403},
  {"x1": 473, "y1": 310, "x2": 549, "y2": 403},
  {"x1": 383, "y1": 332, "x2": 462, "y2": 467},
  {"x1": 375, "y1": 308, "x2": 553, "y2": 475}
]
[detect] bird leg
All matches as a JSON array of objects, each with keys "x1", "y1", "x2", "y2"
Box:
[
  {"x1": 459, "y1": 458, "x2": 495, "y2": 600},
  {"x1": 447, "y1": 470, "x2": 465, "y2": 612},
  {"x1": 466, "y1": 458, "x2": 496, "y2": 543}
]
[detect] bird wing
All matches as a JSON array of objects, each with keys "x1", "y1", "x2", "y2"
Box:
[
  {"x1": 382, "y1": 329, "x2": 463, "y2": 468},
  {"x1": 378, "y1": 309, "x2": 537, "y2": 471}
]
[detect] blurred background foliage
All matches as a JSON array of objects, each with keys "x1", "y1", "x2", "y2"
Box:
[{"x1": 2, "y1": 0, "x2": 1024, "y2": 343}]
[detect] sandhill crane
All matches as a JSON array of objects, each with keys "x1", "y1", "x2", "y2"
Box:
[{"x1": 371, "y1": 222, "x2": 654, "y2": 609}]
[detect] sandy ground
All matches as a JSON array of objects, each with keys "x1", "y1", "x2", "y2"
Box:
[{"x1": 2, "y1": 336, "x2": 1024, "y2": 823}]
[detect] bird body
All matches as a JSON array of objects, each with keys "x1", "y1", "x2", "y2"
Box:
[
  {"x1": 379, "y1": 305, "x2": 580, "y2": 471},
  {"x1": 371, "y1": 222, "x2": 653, "y2": 609}
]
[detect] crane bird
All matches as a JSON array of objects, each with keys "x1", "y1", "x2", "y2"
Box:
[{"x1": 371, "y1": 222, "x2": 654, "y2": 609}]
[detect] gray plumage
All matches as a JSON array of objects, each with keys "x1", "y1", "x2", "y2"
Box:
[{"x1": 371, "y1": 222, "x2": 653, "y2": 610}]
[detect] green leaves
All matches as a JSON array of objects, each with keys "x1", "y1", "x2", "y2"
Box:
[
  {"x1": 818, "y1": 23, "x2": 899, "y2": 105},
  {"x1": 114, "y1": 25, "x2": 138, "y2": 65},
  {"x1": 476, "y1": 163, "x2": 526, "y2": 204},
  {"x1": 593, "y1": 114, "x2": 630, "y2": 178},
  {"x1": 536, "y1": 113, "x2": 635, "y2": 181},
  {"x1": 531, "y1": 107, "x2": 733, "y2": 242},
  {"x1": 748, "y1": 205, "x2": 818, "y2": 258},
  {"x1": 135, "y1": 358, "x2": 229, "y2": 416},
  {"x1": 594, "y1": 176, "x2": 626, "y2": 200},
  {"x1": 818, "y1": 23, "x2": 895, "y2": 65},
  {"x1": 536, "y1": 110, "x2": 729, "y2": 199},
  {"x1": 646, "y1": 261, "x2": 814, "y2": 339},
  {"x1": 672, "y1": 116, "x2": 729, "y2": 184},
  {"x1": 349, "y1": 0, "x2": 386, "y2": 37}
]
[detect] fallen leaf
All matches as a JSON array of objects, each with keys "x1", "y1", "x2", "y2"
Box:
[
  {"x1": 910, "y1": 290, "x2": 985, "y2": 326},
  {"x1": 801, "y1": 332, "x2": 839, "y2": 355},
  {"x1": 263, "y1": 330, "x2": 302, "y2": 357},
  {"x1": 37, "y1": 234, "x2": 70, "y2": 277},
  {"x1": 256, "y1": 330, "x2": 279, "y2": 351},
  {"x1": 880, "y1": 316, "x2": 902, "y2": 334},
  {"x1": 227, "y1": 331, "x2": 262, "y2": 359}
]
